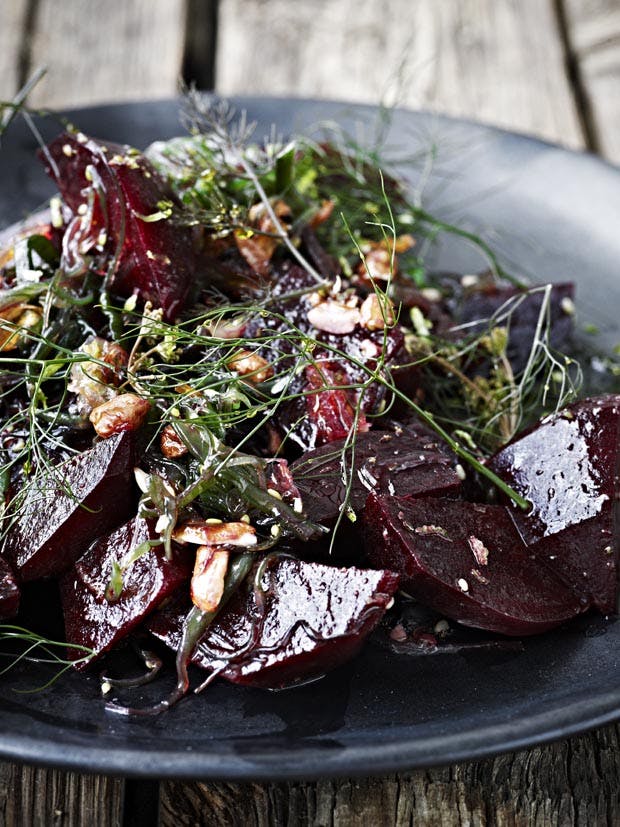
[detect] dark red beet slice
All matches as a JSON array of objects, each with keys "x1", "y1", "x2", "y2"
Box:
[
  {"x1": 148, "y1": 558, "x2": 399, "y2": 689},
  {"x1": 0, "y1": 557, "x2": 19, "y2": 619},
  {"x1": 42, "y1": 133, "x2": 197, "y2": 320},
  {"x1": 291, "y1": 424, "x2": 461, "y2": 526},
  {"x1": 60, "y1": 516, "x2": 192, "y2": 667},
  {"x1": 4, "y1": 432, "x2": 135, "y2": 581},
  {"x1": 362, "y1": 493, "x2": 585, "y2": 635},
  {"x1": 488, "y1": 395, "x2": 620, "y2": 612},
  {"x1": 455, "y1": 282, "x2": 574, "y2": 373}
]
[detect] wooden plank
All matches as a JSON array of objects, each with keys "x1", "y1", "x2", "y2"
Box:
[
  {"x1": 215, "y1": 0, "x2": 584, "y2": 149},
  {"x1": 26, "y1": 0, "x2": 188, "y2": 109},
  {"x1": 0, "y1": 1, "x2": 29, "y2": 103},
  {"x1": 0, "y1": 763, "x2": 124, "y2": 826},
  {"x1": 562, "y1": 0, "x2": 620, "y2": 162},
  {"x1": 160, "y1": 723, "x2": 620, "y2": 826}
]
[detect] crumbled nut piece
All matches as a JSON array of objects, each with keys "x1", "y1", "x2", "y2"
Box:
[
  {"x1": 207, "y1": 317, "x2": 247, "y2": 339},
  {"x1": 0, "y1": 303, "x2": 42, "y2": 351},
  {"x1": 356, "y1": 234, "x2": 414, "y2": 283},
  {"x1": 307, "y1": 300, "x2": 361, "y2": 334},
  {"x1": 68, "y1": 337, "x2": 129, "y2": 415},
  {"x1": 359, "y1": 293, "x2": 394, "y2": 331},
  {"x1": 468, "y1": 535, "x2": 490, "y2": 566},
  {"x1": 191, "y1": 546, "x2": 229, "y2": 613},
  {"x1": 235, "y1": 200, "x2": 291, "y2": 276},
  {"x1": 227, "y1": 349, "x2": 274, "y2": 384},
  {"x1": 173, "y1": 520, "x2": 257, "y2": 547},
  {"x1": 309, "y1": 199, "x2": 335, "y2": 228},
  {"x1": 89, "y1": 393, "x2": 150, "y2": 438},
  {"x1": 358, "y1": 247, "x2": 393, "y2": 281},
  {"x1": 160, "y1": 425, "x2": 188, "y2": 458}
]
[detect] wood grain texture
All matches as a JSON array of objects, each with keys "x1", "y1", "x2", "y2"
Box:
[
  {"x1": 0, "y1": 1, "x2": 30, "y2": 102},
  {"x1": 160, "y1": 723, "x2": 620, "y2": 826},
  {"x1": 25, "y1": 0, "x2": 189, "y2": 108},
  {"x1": 216, "y1": 0, "x2": 584, "y2": 149},
  {"x1": 0, "y1": 763, "x2": 123, "y2": 826},
  {"x1": 563, "y1": 0, "x2": 620, "y2": 162}
]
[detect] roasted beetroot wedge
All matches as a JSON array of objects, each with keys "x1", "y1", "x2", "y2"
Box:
[
  {"x1": 42, "y1": 133, "x2": 197, "y2": 319},
  {"x1": 291, "y1": 425, "x2": 461, "y2": 526},
  {"x1": 489, "y1": 395, "x2": 620, "y2": 612},
  {"x1": 4, "y1": 432, "x2": 135, "y2": 581},
  {"x1": 0, "y1": 557, "x2": 19, "y2": 619},
  {"x1": 456, "y1": 282, "x2": 574, "y2": 373},
  {"x1": 148, "y1": 558, "x2": 399, "y2": 689},
  {"x1": 60, "y1": 516, "x2": 192, "y2": 667},
  {"x1": 362, "y1": 493, "x2": 585, "y2": 635}
]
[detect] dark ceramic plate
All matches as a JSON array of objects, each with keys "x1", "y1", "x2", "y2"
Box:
[{"x1": 0, "y1": 98, "x2": 619, "y2": 780}]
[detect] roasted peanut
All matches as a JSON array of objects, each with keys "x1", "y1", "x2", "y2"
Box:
[
  {"x1": 227, "y1": 350, "x2": 274, "y2": 384},
  {"x1": 89, "y1": 393, "x2": 150, "y2": 438},
  {"x1": 190, "y1": 546, "x2": 229, "y2": 613},
  {"x1": 173, "y1": 520, "x2": 257, "y2": 548},
  {"x1": 307, "y1": 300, "x2": 361, "y2": 334},
  {"x1": 160, "y1": 425, "x2": 189, "y2": 458},
  {"x1": 359, "y1": 293, "x2": 394, "y2": 331}
]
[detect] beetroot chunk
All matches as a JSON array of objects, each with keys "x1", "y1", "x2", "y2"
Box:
[
  {"x1": 291, "y1": 424, "x2": 461, "y2": 526},
  {"x1": 4, "y1": 432, "x2": 135, "y2": 581},
  {"x1": 148, "y1": 558, "x2": 399, "y2": 689},
  {"x1": 60, "y1": 517, "x2": 192, "y2": 667},
  {"x1": 456, "y1": 282, "x2": 575, "y2": 373},
  {"x1": 0, "y1": 557, "x2": 19, "y2": 619},
  {"x1": 42, "y1": 132, "x2": 197, "y2": 320},
  {"x1": 362, "y1": 493, "x2": 585, "y2": 636},
  {"x1": 488, "y1": 395, "x2": 620, "y2": 612}
]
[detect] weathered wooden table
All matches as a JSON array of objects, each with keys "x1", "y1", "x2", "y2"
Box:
[{"x1": 1, "y1": 1, "x2": 619, "y2": 824}]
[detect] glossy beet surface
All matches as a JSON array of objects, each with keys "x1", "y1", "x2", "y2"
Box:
[
  {"x1": 291, "y1": 422, "x2": 461, "y2": 526},
  {"x1": 489, "y1": 395, "x2": 620, "y2": 611},
  {"x1": 60, "y1": 517, "x2": 192, "y2": 667},
  {"x1": 0, "y1": 557, "x2": 19, "y2": 619},
  {"x1": 43, "y1": 133, "x2": 197, "y2": 320},
  {"x1": 363, "y1": 493, "x2": 585, "y2": 635},
  {"x1": 149, "y1": 558, "x2": 399, "y2": 689},
  {"x1": 3, "y1": 432, "x2": 135, "y2": 581}
]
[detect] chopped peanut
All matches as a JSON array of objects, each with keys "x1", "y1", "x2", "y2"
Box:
[
  {"x1": 191, "y1": 546, "x2": 229, "y2": 613},
  {"x1": 234, "y1": 200, "x2": 291, "y2": 276},
  {"x1": 359, "y1": 293, "x2": 395, "y2": 331},
  {"x1": 160, "y1": 425, "x2": 188, "y2": 458},
  {"x1": 0, "y1": 304, "x2": 42, "y2": 351},
  {"x1": 308, "y1": 199, "x2": 335, "y2": 228},
  {"x1": 68, "y1": 337, "x2": 129, "y2": 415},
  {"x1": 227, "y1": 350, "x2": 274, "y2": 384},
  {"x1": 89, "y1": 393, "x2": 150, "y2": 438},
  {"x1": 355, "y1": 234, "x2": 415, "y2": 283},
  {"x1": 307, "y1": 300, "x2": 361, "y2": 334},
  {"x1": 173, "y1": 520, "x2": 257, "y2": 547}
]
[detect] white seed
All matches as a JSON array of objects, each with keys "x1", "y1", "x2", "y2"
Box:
[{"x1": 457, "y1": 578, "x2": 469, "y2": 592}]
